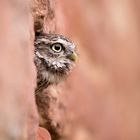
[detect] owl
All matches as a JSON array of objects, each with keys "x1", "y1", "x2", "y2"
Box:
[
  {"x1": 34, "y1": 33, "x2": 77, "y2": 94},
  {"x1": 34, "y1": 33, "x2": 77, "y2": 139}
]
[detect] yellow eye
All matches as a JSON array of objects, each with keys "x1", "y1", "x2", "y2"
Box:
[{"x1": 51, "y1": 43, "x2": 63, "y2": 53}]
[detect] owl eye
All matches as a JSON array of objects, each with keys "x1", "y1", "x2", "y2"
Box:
[{"x1": 51, "y1": 43, "x2": 63, "y2": 53}]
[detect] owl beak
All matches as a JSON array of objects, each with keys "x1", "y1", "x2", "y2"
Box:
[{"x1": 67, "y1": 52, "x2": 77, "y2": 62}]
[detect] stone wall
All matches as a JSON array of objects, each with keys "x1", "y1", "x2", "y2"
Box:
[
  {"x1": 0, "y1": 0, "x2": 38, "y2": 140},
  {"x1": 55, "y1": 0, "x2": 140, "y2": 140},
  {"x1": 1, "y1": 0, "x2": 140, "y2": 140}
]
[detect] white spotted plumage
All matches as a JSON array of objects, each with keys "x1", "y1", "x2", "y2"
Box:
[{"x1": 34, "y1": 33, "x2": 77, "y2": 93}]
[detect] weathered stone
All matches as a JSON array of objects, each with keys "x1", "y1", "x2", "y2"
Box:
[
  {"x1": 37, "y1": 127, "x2": 51, "y2": 140},
  {"x1": 0, "y1": 0, "x2": 38, "y2": 140},
  {"x1": 55, "y1": 0, "x2": 140, "y2": 140},
  {"x1": 31, "y1": 0, "x2": 140, "y2": 140}
]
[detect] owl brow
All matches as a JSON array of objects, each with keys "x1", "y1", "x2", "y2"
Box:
[
  {"x1": 52, "y1": 39, "x2": 67, "y2": 47},
  {"x1": 51, "y1": 38, "x2": 58, "y2": 41},
  {"x1": 37, "y1": 38, "x2": 50, "y2": 44}
]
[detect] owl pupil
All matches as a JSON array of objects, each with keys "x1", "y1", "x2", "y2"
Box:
[{"x1": 55, "y1": 45, "x2": 60, "y2": 50}]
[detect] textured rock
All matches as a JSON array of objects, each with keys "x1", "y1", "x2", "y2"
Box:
[
  {"x1": 37, "y1": 127, "x2": 51, "y2": 140},
  {"x1": 54, "y1": 0, "x2": 140, "y2": 140},
  {"x1": 0, "y1": 0, "x2": 38, "y2": 139},
  {"x1": 30, "y1": 0, "x2": 140, "y2": 140},
  {"x1": 31, "y1": 0, "x2": 55, "y2": 33}
]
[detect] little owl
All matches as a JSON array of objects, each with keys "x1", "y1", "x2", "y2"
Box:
[
  {"x1": 34, "y1": 33, "x2": 77, "y2": 139},
  {"x1": 34, "y1": 33, "x2": 77, "y2": 94}
]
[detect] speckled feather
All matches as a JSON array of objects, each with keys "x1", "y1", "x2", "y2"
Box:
[
  {"x1": 34, "y1": 33, "x2": 76, "y2": 94},
  {"x1": 34, "y1": 33, "x2": 77, "y2": 139}
]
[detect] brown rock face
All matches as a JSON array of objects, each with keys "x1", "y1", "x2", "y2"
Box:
[
  {"x1": 54, "y1": 0, "x2": 140, "y2": 140},
  {"x1": 0, "y1": 0, "x2": 38, "y2": 140},
  {"x1": 33, "y1": 0, "x2": 140, "y2": 140},
  {"x1": 37, "y1": 127, "x2": 51, "y2": 140},
  {"x1": 1, "y1": 0, "x2": 140, "y2": 140}
]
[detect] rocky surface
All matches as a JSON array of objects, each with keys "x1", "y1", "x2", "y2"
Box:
[
  {"x1": 0, "y1": 0, "x2": 38, "y2": 139},
  {"x1": 54, "y1": 0, "x2": 140, "y2": 140},
  {"x1": 1, "y1": 0, "x2": 140, "y2": 140}
]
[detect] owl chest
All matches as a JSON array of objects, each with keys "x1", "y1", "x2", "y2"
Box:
[{"x1": 35, "y1": 70, "x2": 48, "y2": 92}]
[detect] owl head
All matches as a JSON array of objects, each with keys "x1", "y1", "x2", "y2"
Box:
[{"x1": 34, "y1": 33, "x2": 77, "y2": 85}]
